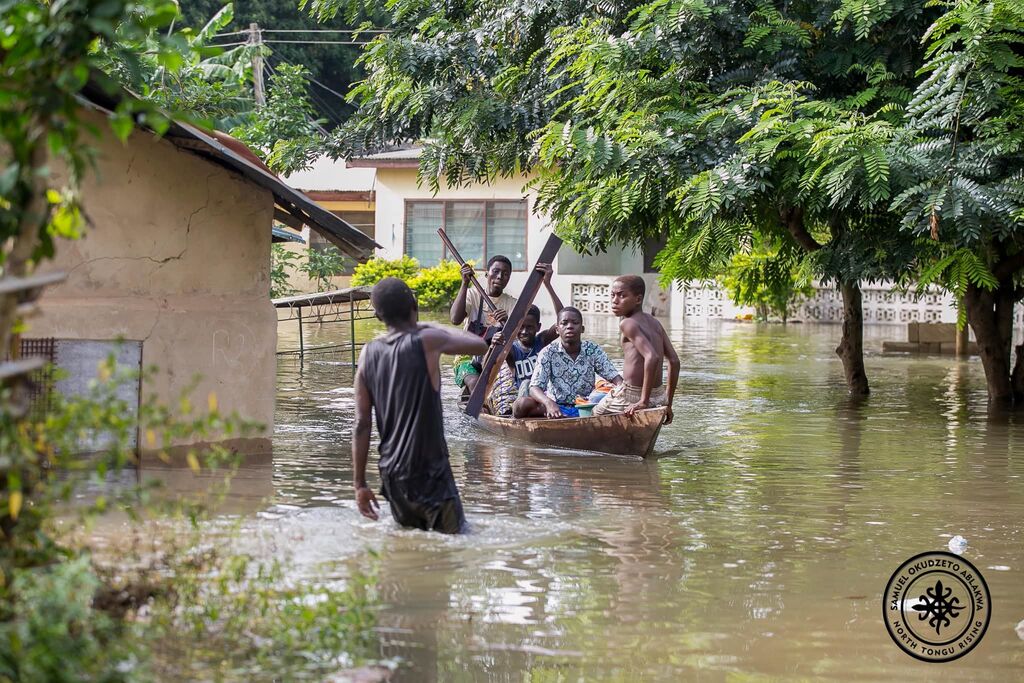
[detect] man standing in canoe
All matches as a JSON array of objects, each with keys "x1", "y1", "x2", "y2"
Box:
[
  {"x1": 449, "y1": 255, "x2": 562, "y2": 395},
  {"x1": 593, "y1": 275, "x2": 680, "y2": 424},
  {"x1": 353, "y1": 278, "x2": 487, "y2": 533}
]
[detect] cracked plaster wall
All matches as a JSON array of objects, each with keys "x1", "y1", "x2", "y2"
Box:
[{"x1": 33, "y1": 110, "x2": 276, "y2": 453}]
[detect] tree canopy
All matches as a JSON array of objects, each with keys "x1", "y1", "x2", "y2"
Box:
[
  {"x1": 328, "y1": 0, "x2": 1024, "y2": 404},
  {"x1": 179, "y1": 0, "x2": 374, "y2": 125}
]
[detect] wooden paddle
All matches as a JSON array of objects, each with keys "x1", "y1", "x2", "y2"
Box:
[
  {"x1": 437, "y1": 228, "x2": 498, "y2": 314},
  {"x1": 464, "y1": 233, "x2": 563, "y2": 418}
]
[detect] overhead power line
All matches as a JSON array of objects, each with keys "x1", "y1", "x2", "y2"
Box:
[
  {"x1": 214, "y1": 28, "x2": 390, "y2": 37},
  {"x1": 307, "y1": 76, "x2": 349, "y2": 103},
  {"x1": 263, "y1": 40, "x2": 374, "y2": 45},
  {"x1": 259, "y1": 28, "x2": 391, "y2": 33},
  {"x1": 267, "y1": 55, "x2": 347, "y2": 127},
  {"x1": 271, "y1": 51, "x2": 355, "y2": 104},
  {"x1": 263, "y1": 61, "x2": 333, "y2": 134}
]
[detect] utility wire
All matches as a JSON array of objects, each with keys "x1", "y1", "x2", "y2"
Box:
[
  {"x1": 263, "y1": 40, "x2": 375, "y2": 45},
  {"x1": 272, "y1": 53, "x2": 351, "y2": 107},
  {"x1": 266, "y1": 56, "x2": 345, "y2": 129},
  {"x1": 259, "y1": 28, "x2": 391, "y2": 33},
  {"x1": 215, "y1": 28, "x2": 390, "y2": 36},
  {"x1": 263, "y1": 61, "x2": 333, "y2": 135},
  {"x1": 305, "y1": 72, "x2": 351, "y2": 103}
]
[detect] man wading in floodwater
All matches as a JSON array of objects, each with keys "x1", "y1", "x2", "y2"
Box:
[{"x1": 352, "y1": 278, "x2": 487, "y2": 533}]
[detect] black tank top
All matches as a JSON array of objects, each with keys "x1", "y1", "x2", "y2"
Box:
[{"x1": 360, "y1": 329, "x2": 458, "y2": 505}]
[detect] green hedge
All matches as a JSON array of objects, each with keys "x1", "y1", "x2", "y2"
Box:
[
  {"x1": 350, "y1": 255, "x2": 420, "y2": 286},
  {"x1": 352, "y1": 256, "x2": 467, "y2": 311}
]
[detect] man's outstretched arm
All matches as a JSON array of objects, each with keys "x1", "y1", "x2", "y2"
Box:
[
  {"x1": 661, "y1": 325, "x2": 680, "y2": 424},
  {"x1": 420, "y1": 324, "x2": 489, "y2": 357},
  {"x1": 352, "y1": 357, "x2": 380, "y2": 520}
]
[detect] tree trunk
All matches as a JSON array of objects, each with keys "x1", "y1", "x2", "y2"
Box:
[
  {"x1": 836, "y1": 281, "x2": 870, "y2": 396},
  {"x1": 964, "y1": 282, "x2": 1015, "y2": 408}
]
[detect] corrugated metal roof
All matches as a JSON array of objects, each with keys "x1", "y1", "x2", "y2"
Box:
[
  {"x1": 347, "y1": 147, "x2": 423, "y2": 168},
  {"x1": 286, "y1": 158, "x2": 377, "y2": 192},
  {"x1": 79, "y1": 79, "x2": 380, "y2": 261}
]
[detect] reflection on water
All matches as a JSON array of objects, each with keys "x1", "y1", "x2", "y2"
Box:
[{"x1": 185, "y1": 320, "x2": 1024, "y2": 679}]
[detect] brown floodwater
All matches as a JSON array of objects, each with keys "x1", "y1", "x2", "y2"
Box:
[{"x1": 198, "y1": 319, "x2": 1024, "y2": 680}]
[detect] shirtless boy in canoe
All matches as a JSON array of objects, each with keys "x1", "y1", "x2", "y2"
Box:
[{"x1": 593, "y1": 276, "x2": 680, "y2": 424}]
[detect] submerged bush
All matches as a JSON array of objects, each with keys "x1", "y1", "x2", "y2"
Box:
[
  {"x1": 351, "y1": 255, "x2": 420, "y2": 287},
  {"x1": 0, "y1": 557, "x2": 139, "y2": 683},
  {"x1": 137, "y1": 540, "x2": 382, "y2": 681},
  {"x1": 408, "y1": 260, "x2": 464, "y2": 311},
  {"x1": 352, "y1": 256, "x2": 466, "y2": 311}
]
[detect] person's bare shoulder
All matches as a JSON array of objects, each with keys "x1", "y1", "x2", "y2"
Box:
[
  {"x1": 644, "y1": 311, "x2": 669, "y2": 333},
  {"x1": 621, "y1": 314, "x2": 658, "y2": 340},
  {"x1": 619, "y1": 315, "x2": 641, "y2": 337}
]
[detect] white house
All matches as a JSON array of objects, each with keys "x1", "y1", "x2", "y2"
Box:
[
  {"x1": 288, "y1": 149, "x2": 1019, "y2": 332},
  {"x1": 346, "y1": 148, "x2": 671, "y2": 326}
]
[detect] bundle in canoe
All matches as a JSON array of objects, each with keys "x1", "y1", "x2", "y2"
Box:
[{"x1": 477, "y1": 407, "x2": 668, "y2": 458}]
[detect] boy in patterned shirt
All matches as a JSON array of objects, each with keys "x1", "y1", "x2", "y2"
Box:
[{"x1": 514, "y1": 307, "x2": 622, "y2": 418}]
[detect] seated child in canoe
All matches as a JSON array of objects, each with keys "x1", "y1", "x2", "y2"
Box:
[
  {"x1": 593, "y1": 275, "x2": 680, "y2": 424},
  {"x1": 486, "y1": 305, "x2": 559, "y2": 416},
  {"x1": 514, "y1": 307, "x2": 623, "y2": 419}
]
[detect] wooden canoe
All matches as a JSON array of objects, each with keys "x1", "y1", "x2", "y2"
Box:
[{"x1": 476, "y1": 407, "x2": 668, "y2": 458}]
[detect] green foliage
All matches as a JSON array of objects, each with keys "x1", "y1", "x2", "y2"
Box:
[
  {"x1": 914, "y1": 244, "x2": 1000, "y2": 327},
  {"x1": 340, "y1": 0, "x2": 931, "y2": 285},
  {"x1": 231, "y1": 64, "x2": 326, "y2": 174},
  {"x1": 0, "y1": 557, "x2": 137, "y2": 683},
  {"x1": 719, "y1": 237, "x2": 815, "y2": 322},
  {"x1": 302, "y1": 246, "x2": 354, "y2": 292},
  {"x1": 350, "y1": 255, "x2": 420, "y2": 287},
  {"x1": 351, "y1": 257, "x2": 464, "y2": 310},
  {"x1": 0, "y1": 355, "x2": 259, "y2": 680},
  {"x1": 180, "y1": 0, "x2": 376, "y2": 126},
  {"x1": 270, "y1": 244, "x2": 301, "y2": 298},
  {"x1": 95, "y1": 3, "x2": 257, "y2": 130},
  {"x1": 0, "y1": 356, "x2": 382, "y2": 680},
  {"x1": 0, "y1": 0, "x2": 179, "y2": 289},
  {"x1": 144, "y1": 547, "x2": 380, "y2": 679},
  {"x1": 1, "y1": 356, "x2": 258, "y2": 572},
  {"x1": 408, "y1": 260, "x2": 464, "y2": 310},
  {"x1": 94, "y1": 4, "x2": 330, "y2": 175},
  {"x1": 891, "y1": 0, "x2": 1024, "y2": 262}
]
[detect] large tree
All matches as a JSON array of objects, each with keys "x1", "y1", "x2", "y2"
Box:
[
  {"x1": 892, "y1": 0, "x2": 1024, "y2": 407},
  {"x1": 326, "y1": 0, "x2": 932, "y2": 396}
]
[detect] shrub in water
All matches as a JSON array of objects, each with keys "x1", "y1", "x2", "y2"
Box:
[
  {"x1": 409, "y1": 260, "x2": 464, "y2": 311},
  {"x1": 350, "y1": 255, "x2": 420, "y2": 287}
]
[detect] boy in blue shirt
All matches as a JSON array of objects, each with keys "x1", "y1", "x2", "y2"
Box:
[{"x1": 487, "y1": 305, "x2": 559, "y2": 415}]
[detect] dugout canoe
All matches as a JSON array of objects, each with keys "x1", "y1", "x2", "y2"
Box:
[{"x1": 477, "y1": 407, "x2": 668, "y2": 458}]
